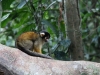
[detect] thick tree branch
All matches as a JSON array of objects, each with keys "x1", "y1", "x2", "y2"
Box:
[{"x1": 0, "y1": 44, "x2": 100, "y2": 75}]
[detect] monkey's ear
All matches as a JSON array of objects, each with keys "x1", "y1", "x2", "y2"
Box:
[{"x1": 40, "y1": 32, "x2": 45, "y2": 37}]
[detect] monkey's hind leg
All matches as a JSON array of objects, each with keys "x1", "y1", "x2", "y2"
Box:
[{"x1": 18, "y1": 40, "x2": 34, "y2": 51}]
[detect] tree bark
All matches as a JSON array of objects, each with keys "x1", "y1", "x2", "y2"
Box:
[
  {"x1": 0, "y1": 44, "x2": 100, "y2": 75},
  {"x1": 65, "y1": 0, "x2": 84, "y2": 60}
]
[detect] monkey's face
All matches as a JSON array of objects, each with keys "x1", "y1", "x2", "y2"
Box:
[{"x1": 40, "y1": 31, "x2": 50, "y2": 42}]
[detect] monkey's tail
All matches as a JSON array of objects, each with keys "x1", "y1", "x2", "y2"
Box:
[{"x1": 16, "y1": 43, "x2": 52, "y2": 59}]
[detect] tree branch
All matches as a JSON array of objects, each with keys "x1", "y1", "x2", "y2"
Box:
[{"x1": 0, "y1": 44, "x2": 100, "y2": 75}]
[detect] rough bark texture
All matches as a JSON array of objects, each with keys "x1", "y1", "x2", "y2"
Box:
[
  {"x1": 0, "y1": 44, "x2": 100, "y2": 75},
  {"x1": 66, "y1": 0, "x2": 84, "y2": 60}
]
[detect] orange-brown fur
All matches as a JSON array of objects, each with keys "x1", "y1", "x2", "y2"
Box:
[
  {"x1": 16, "y1": 32, "x2": 44, "y2": 54},
  {"x1": 15, "y1": 31, "x2": 52, "y2": 59}
]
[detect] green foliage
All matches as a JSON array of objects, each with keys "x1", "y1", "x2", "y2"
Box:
[
  {"x1": 2, "y1": 0, "x2": 14, "y2": 10},
  {"x1": 80, "y1": 0, "x2": 100, "y2": 61},
  {"x1": 0, "y1": 0, "x2": 70, "y2": 60}
]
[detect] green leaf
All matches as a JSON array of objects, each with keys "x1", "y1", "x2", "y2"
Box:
[
  {"x1": 1, "y1": 13, "x2": 11, "y2": 28},
  {"x1": 17, "y1": 0, "x2": 28, "y2": 9},
  {"x1": 60, "y1": 39, "x2": 71, "y2": 48},
  {"x1": 2, "y1": 0, "x2": 14, "y2": 10},
  {"x1": 60, "y1": 21, "x2": 66, "y2": 37},
  {"x1": 13, "y1": 12, "x2": 29, "y2": 28},
  {"x1": 42, "y1": 19, "x2": 58, "y2": 36}
]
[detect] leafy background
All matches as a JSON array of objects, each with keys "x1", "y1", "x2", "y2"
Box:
[{"x1": 0, "y1": 0, "x2": 100, "y2": 61}]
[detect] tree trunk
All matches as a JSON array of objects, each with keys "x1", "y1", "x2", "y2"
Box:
[{"x1": 65, "y1": 0, "x2": 84, "y2": 60}]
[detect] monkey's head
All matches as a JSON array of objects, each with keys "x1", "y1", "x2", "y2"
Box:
[{"x1": 39, "y1": 31, "x2": 50, "y2": 42}]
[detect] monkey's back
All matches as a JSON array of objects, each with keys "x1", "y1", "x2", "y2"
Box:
[
  {"x1": 17, "y1": 32, "x2": 39, "y2": 41},
  {"x1": 15, "y1": 31, "x2": 40, "y2": 51}
]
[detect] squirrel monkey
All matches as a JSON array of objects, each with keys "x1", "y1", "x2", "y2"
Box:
[{"x1": 15, "y1": 31, "x2": 52, "y2": 59}]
